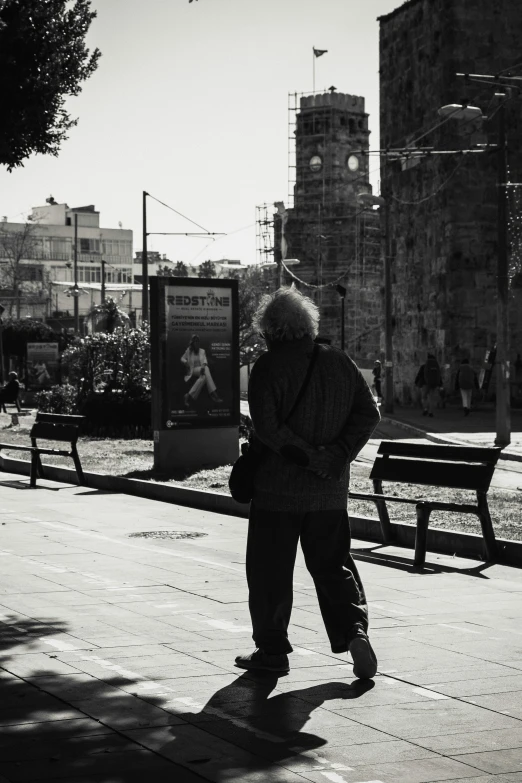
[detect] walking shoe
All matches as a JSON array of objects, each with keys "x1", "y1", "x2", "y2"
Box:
[
  {"x1": 349, "y1": 631, "x2": 378, "y2": 679},
  {"x1": 235, "y1": 649, "x2": 290, "y2": 673},
  {"x1": 422, "y1": 409, "x2": 428, "y2": 416}
]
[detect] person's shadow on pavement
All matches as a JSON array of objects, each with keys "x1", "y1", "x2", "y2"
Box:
[{"x1": 161, "y1": 671, "x2": 374, "y2": 777}]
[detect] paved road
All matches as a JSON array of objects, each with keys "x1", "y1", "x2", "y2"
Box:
[{"x1": 1, "y1": 474, "x2": 522, "y2": 782}]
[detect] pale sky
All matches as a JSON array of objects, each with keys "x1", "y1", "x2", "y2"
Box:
[{"x1": 0, "y1": 0, "x2": 402, "y2": 266}]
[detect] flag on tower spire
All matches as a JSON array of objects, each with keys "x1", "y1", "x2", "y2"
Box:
[{"x1": 313, "y1": 48, "x2": 328, "y2": 57}]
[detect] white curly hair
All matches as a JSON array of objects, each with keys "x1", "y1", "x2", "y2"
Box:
[{"x1": 253, "y1": 286, "x2": 320, "y2": 342}]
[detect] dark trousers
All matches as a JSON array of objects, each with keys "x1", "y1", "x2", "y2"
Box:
[{"x1": 246, "y1": 504, "x2": 369, "y2": 655}]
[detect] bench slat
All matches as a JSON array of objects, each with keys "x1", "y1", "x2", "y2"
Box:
[
  {"x1": 370, "y1": 456, "x2": 495, "y2": 491},
  {"x1": 30, "y1": 422, "x2": 79, "y2": 442},
  {"x1": 377, "y1": 441, "x2": 501, "y2": 465},
  {"x1": 0, "y1": 443, "x2": 36, "y2": 452},
  {"x1": 36, "y1": 413, "x2": 85, "y2": 426},
  {"x1": 348, "y1": 491, "x2": 479, "y2": 514}
]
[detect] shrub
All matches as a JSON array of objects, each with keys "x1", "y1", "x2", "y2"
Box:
[
  {"x1": 62, "y1": 326, "x2": 151, "y2": 401},
  {"x1": 35, "y1": 383, "x2": 77, "y2": 414},
  {"x1": 78, "y1": 391, "x2": 151, "y2": 439}
]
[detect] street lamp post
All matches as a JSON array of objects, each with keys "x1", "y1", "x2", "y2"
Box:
[
  {"x1": 101, "y1": 257, "x2": 106, "y2": 304},
  {"x1": 142, "y1": 191, "x2": 149, "y2": 323},
  {"x1": 73, "y1": 214, "x2": 80, "y2": 333},
  {"x1": 357, "y1": 192, "x2": 393, "y2": 412},
  {"x1": 438, "y1": 100, "x2": 511, "y2": 446}
]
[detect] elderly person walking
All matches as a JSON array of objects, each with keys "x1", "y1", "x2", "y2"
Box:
[{"x1": 235, "y1": 287, "x2": 380, "y2": 678}]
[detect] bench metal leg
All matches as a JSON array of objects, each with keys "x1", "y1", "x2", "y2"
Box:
[
  {"x1": 414, "y1": 503, "x2": 431, "y2": 568},
  {"x1": 372, "y1": 479, "x2": 395, "y2": 544},
  {"x1": 477, "y1": 492, "x2": 498, "y2": 562},
  {"x1": 30, "y1": 451, "x2": 38, "y2": 487},
  {"x1": 71, "y1": 446, "x2": 85, "y2": 485}
]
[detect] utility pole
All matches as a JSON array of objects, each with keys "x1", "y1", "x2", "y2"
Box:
[
  {"x1": 495, "y1": 99, "x2": 511, "y2": 447},
  {"x1": 142, "y1": 191, "x2": 149, "y2": 323},
  {"x1": 101, "y1": 257, "x2": 106, "y2": 304},
  {"x1": 274, "y1": 202, "x2": 287, "y2": 289},
  {"x1": 73, "y1": 214, "x2": 80, "y2": 333}
]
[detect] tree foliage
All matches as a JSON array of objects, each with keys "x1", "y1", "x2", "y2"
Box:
[
  {"x1": 0, "y1": 0, "x2": 101, "y2": 170},
  {"x1": 237, "y1": 266, "x2": 269, "y2": 368},
  {"x1": 198, "y1": 260, "x2": 216, "y2": 278},
  {"x1": 173, "y1": 261, "x2": 189, "y2": 277},
  {"x1": 85, "y1": 297, "x2": 130, "y2": 334},
  {"x1": 0, "y1": 317, "x2": 67, "y2": 358}
]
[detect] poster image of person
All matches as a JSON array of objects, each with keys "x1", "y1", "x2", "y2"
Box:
[
  {"x1": 31, "y1": 360, "x2": 51, "y2": 387},
  {"x1": 26, "y1": 343, "x2": 59, "y2": 390},
  {"x1": 181, "y1": 334, "x2": 223, "y2": 407}
]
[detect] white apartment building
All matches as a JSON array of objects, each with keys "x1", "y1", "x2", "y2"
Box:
[{"x1": 0, "y1": 200, "x2": 134, "y2": 323}]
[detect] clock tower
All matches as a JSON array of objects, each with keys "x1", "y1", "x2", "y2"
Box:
[
  {"x1": 294, "y1": 92, "x2": 372, "y2": 207},
  {"x1": 276, "y1": 91, "x2": 381, "y2": 362}
]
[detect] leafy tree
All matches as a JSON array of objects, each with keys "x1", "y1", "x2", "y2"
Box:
[
  {"x1": 85, "y1": 297, "x2": 130, "y2": 334},
  {"x1": 156, "y1": 265, "x2": 173, "y2": 277},
  {"x1": 198, "y1": 260, "x2": 216, "y2": 278},
  {"x1": 0, "y1": 317, "x2": 63, "y2": 358},
  {"x1": 238, "y1": 266, "x2": 269, "y2": 368},
  {"x1": 0, "y1": 0, "x2": 101, "y2": 170},
  {"x1": 173, "y1": 261, "x2": 189, "y2": 277},
  {"x1": 0, "y1": 222, "x2": 40, "y2": 316}
]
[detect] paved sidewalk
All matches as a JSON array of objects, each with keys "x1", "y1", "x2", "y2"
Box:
[
  {"x1": 1, "y1": 475, "x2": 522, "y2": 782},
  {"x1": 381, "y1": 405, "x2": 522, "y2": 461}
]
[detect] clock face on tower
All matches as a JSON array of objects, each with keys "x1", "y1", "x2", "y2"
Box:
[
  {"x1": 309, "y1": 155, "x2": 322, "y2": 172},
  {"x1": 347, "y1": 154, "x2": 359, "y2": 172}
]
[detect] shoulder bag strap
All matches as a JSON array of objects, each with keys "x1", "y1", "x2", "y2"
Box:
[{"x1": 283, "y1": 343, "x2": 320, "y2": 424}]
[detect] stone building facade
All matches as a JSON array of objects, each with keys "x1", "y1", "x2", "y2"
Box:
[
  {"x1": 379, "y1": 0, "x2": 522, "y2": 403},
  {"x1": 276, "y1": 91, "x2": 382, "y2": 365}
]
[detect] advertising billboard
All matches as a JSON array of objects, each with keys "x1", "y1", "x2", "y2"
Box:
[
  {"x1": 26, "y1": 342, "x2": 60, "y2": 390},
  {"x1": 150, "y1": 277, "x2": 240, "y2": 431}
]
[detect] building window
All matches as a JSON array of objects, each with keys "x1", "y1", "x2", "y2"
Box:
[{"x1": 19, "y1": 265, "x2": 43, "y2": 282}]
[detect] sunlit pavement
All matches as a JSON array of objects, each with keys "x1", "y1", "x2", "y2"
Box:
[{"x1": 1, "y1": 476, "x2": 522, "y2": 782}]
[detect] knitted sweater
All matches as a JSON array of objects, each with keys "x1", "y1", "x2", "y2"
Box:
[{"x1": 248, "y1": 336, "x2": 380, "y2": 512}]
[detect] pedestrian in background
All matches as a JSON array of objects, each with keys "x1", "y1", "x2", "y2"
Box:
[
  {"x1": 455, "y1": 358, "x2": 479, "y2": 416},
  {"x1": 236, "y1": 287, "x2": 380, "y2": 679},
  {"x1": 372, "y1": 359, "x2": 382, "y2": 403},
  {"x1": 0, "y1": 371, "x2": 20, "y2": 410},
  {"x1": 415, "y1": 353, "x2": 442, "y2": 417}
]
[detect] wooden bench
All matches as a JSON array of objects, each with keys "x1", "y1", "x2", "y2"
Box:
[
  {"x1": 349, "y1": 441, "x2": 501, "y2": 568},
  {"x1": 1, "y1": 399, "x2": 33, "y2": 426},
  {"x1": 0, "y1": 398, "x2": 22, "y2": 414},
  {"x1": 0, "y1": 412, "x2": 85, "y2": 487}
]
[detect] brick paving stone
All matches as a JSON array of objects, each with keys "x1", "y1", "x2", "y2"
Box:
[
  {"x1": 298, "y1": 757, "x2": 486, "y2": 783},
  {"x1": 336, "y1": 700, "x2": 522, "y2": 740},
  {"x1": 461, "y1": 691, "x2": 522, "y2": 719},
  {"x1": 415, "y1": 727, "x2": 522, "y2": 755},
  {"x1": 452, "y1": 748, "x2": 522, "y2": 775},
  {"x1": 427, "y1": 675, "x2": 522, "y2": 697},
  {"x1": 123, "y1": 724, "x2": 315, "y2": 783},
  {"x1": 0, "y1": 745, "x2": 194, "y2": 782}
]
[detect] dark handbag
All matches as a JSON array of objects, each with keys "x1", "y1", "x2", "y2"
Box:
[{"x1": 229, "y1": 345, "x2": 319, "y2": 503}]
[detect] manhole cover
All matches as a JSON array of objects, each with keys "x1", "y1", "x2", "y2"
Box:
[{"x1": 129, "y1": 531, "x2": 207, "y2": 540}]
